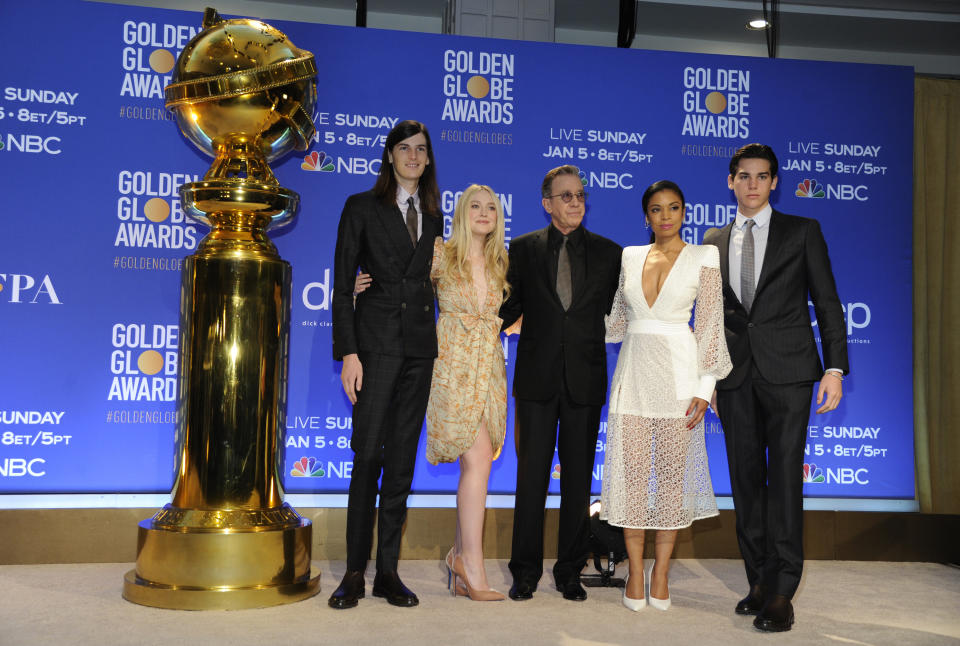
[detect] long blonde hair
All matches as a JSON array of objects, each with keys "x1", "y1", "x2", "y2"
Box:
[{"x1": 440, "y1": 184, "x2": 510, "y2": 301}]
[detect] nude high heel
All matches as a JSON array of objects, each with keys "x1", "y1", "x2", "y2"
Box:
[
  {"x1": 445, "y1": 547, "x2": 467, "y2": 597},
  {"x1": 452, "y1": 555, "x2": 505, "y2": 601}
]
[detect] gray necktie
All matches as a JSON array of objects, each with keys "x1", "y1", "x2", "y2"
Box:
[
  {"x1": 740, "y1": 219, "x2": 756, "y2": 312},
  {"x1": 557, "y1": 236, "x2": 572, "y2": 310},
  {"x1": 405, "y1": 197, "x2": 418, "y2": 245}
]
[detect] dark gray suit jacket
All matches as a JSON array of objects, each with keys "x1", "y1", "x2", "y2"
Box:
[{"x1": 704, "y1": 210, "x2": 849, "y2": 389}]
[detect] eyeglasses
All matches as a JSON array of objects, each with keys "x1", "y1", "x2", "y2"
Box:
[{"x1": 548, "y1": 190, "x2": 588, "y2": 203}]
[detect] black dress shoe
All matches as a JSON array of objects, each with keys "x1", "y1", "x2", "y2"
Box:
[
  {"x1": 328, "y1": 570, "x2": 365, "y2": 609},
  {"x1": 508, "y1": 581, "x2": 535, "y2": 600},
  {"x1": 557, "y1": 580, "x2": 587, "y2": 602},
  {"x1": 372, "y1": 570, "x2": 419, "y2": 607},
  {"x1": 735, "y1": 584, "x2": 765, "y2": 615},
  {"x1": 753, "y1": 594, "x2": 794, "y2": 632}
]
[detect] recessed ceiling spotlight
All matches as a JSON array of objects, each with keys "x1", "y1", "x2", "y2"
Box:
[{"x1": 746, "y1": 18, "x2": 770, "y2": 30}]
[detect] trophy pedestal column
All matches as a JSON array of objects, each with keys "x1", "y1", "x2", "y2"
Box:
[{"x1": 123, "y1": 246, "x2": 320, "y2": 610}]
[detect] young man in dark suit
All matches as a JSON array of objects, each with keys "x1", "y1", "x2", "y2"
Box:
[
  {"x1": 499, "y1": 165, "x2": 622, "y2": 602},
  {"x1": 329, "y1": 120, "x2": 442, "y2": 609},
  {"x1": 704, "y1": 144, "x2": 849, "y2": 632}
]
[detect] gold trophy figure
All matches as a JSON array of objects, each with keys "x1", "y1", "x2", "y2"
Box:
[{"x1": 122, "y1": 8, "x2": 320, "y2": 610}]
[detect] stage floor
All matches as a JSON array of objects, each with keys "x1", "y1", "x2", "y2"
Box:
[{"x1": 1, "y1": 559, "x2": 957, "y2": 645}]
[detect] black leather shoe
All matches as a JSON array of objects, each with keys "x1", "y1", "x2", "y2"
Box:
[
  {"x1": 558, "y1": 580, "x2": 587, "y2": 602},
  {"x1": 328, "y1": 570, "x2": 365, "y2": 609},
  {"x1": 753, "y1": 594, "x2": 794, "y2": 632},
  {"x1": 372, "y1": 570, "x2": 419, "y2": 607},
  {"x1": 508, "y1": 581, "x2": 535, "y2": 600},
  {"x1": 735, "y1": 584, "x2": 765, "y2": 615}
]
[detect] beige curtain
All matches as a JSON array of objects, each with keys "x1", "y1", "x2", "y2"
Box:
[{"x1": 914, "y1": 77, "x2": 960, "y2": 514}]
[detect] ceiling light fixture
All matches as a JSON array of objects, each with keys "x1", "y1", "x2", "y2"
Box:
[{"x1": 746, "y1": 18, "x2": 770, "y2": 30}]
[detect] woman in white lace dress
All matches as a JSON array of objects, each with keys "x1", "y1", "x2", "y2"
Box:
[{"x1": 601, "y1": 180, "x2": 732, "y2": 611}]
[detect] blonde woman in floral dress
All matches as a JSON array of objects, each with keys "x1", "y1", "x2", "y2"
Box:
[{"x1": 429, "y1": 183, "x2": 511, "y2": 601}]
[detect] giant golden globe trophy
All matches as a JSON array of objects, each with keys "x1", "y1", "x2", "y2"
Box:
[{"x1": 122, "y1": 8, "x2": 320, "y2": 610}]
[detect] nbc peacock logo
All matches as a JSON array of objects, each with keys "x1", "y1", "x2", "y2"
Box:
[
  {"x1": 796, "y1": 179, "x2": 825, "y2": 199},
  {"x1": 802, "y1": 463, "x2": 825, "y2": 483},
  {"x1": 301, "y1": 151, "x2": 336, "y2": 172},
  {"x1": 291, "y1": 456, "x2": 325, "y2": 477}
]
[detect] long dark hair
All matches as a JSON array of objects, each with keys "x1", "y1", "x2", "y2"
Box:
[
  {"x1": 641, "y1": 179, "x2": 685, "y2": 243},
  {"x1": 372, "y1": 120, "x2": 441, "y2": 217}
]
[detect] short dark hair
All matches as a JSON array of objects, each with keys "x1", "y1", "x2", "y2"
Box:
[
  {"x1": 373, "y1": 120, "x2": 440, "y2": 217},
  {"x1": 641, "y1": 180, "x2": 685, "y2": 243},
  {"x1": 728, "y1": 143, "x2": 779, "y2": 178},
  {"x1": 541, "y1": 165, "x2": 581, "y2": 198}
]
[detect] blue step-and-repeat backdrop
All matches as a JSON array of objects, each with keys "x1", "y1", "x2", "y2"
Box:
[{"x1": 0, "y1": 0, "x2": 914, "y2": 507}]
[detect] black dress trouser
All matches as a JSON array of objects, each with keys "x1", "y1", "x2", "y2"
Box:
[
  {"x1": 345, "y1": 351, "x2": 434, "y2": 573},
  {"x1": 716, "y1": 361, "x2": 813, "y2": 599},
  {"x1": 509, "y1": 381, "x2": 601, "y2": 588}
]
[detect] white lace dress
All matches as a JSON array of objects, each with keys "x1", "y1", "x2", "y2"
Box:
[{"x1": 600, "y1": 244, "x2": 732, "y2": 530}]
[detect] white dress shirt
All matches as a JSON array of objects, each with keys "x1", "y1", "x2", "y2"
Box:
[
  {"x1": 728, "y1": 203, "x2": 772, "y2": 305},
  {"x1": 396, "y1": 185, "x2": 422, "y2": 241}
]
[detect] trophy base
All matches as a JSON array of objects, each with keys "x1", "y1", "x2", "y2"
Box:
[
  {"x1": 122, "y1": 517, "x2": 321, "y2": 610},
  {"x1": 122, "y1": 569, "x2": 321, "y2": 611}
]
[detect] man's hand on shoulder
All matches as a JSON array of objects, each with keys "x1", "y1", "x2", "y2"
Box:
[{"x1": 341, "y1": 353, "x2": 363, "y2": 405}]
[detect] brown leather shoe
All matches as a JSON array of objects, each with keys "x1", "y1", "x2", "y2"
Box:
[
  {"x1": 328, "y1": 570, "x2": 365, "y2": 609},
  {"x1": 753, "y1": 594, "x2": 794, "y2": 632}
]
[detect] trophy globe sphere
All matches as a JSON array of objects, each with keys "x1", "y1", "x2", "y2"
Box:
[
  {"x1": 165, "y1": 8, "x2": 318, "y2": 178},
  {"x1": 164, "y1": 8, "x2": 318, "y2": 231}
]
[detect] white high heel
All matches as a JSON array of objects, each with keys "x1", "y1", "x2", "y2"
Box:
[
  {"x1": 647, "y1": 562, "x2": 671, "y2": 611},
  {"x1": 622, "y1": 572, "x2": 646, "y2": 611}
]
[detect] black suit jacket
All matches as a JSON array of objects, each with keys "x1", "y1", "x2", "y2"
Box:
[
  {"x1": 500, "y1": 225, "x2": 622, "y2": 406},
  {"x1": 704, "y1": 210, "x2": 849, "y2": 389},
  {"x1": 332, "y1": 190, "x2": 441, "y2": 360}
]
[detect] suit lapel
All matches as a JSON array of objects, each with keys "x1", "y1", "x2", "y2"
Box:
[
  {"x1": 571, "y1": 229, "x2": 593, "y2": 306},
  {"x1": 409, "y1": 214, "x2": 439, "y2": 273},
  {"x1": 718, "y1": 223, "x2": 732, "y2": 288},
  {"x1": 374, "y1": 198, "x2": 416, "y2": 266},
  {"x1": 754, "y1": 210, "x2": 785, "y2": 300},
  {"x1": 717, "y1": 222, "x2": 743, "y2": 308},
  {"x1": 532, "y1": 227, "x2": 563, "y2": 309}
]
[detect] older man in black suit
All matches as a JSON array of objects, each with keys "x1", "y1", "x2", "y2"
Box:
[
  {"x1": 704, "y1": 143, "x2": 848, "y2": 632},
  {"x1": 329, "y1": 120, "x2": 442, "y2": 609},
  {"x1": 499, "y1": 165, "x2": 622, "y2": 602}
]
